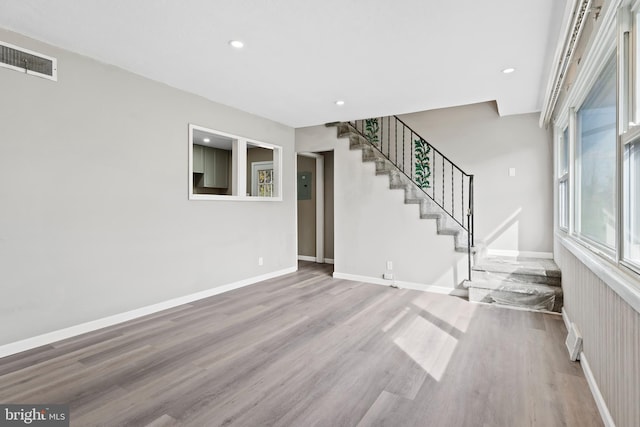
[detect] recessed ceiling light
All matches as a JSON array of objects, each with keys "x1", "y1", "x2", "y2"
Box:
[
  {"x1": 203, "y1": 138, "x2": 210, "y2": 142},
  {"x1": 229, "y1": 40, "x2": 244, "y2": 49},
  {"x1": 502, "y1": 67, "x2": 515, "y2": 74},
  {"x1": 335, "y1": 100, "x2": 345, "y2": 106}
]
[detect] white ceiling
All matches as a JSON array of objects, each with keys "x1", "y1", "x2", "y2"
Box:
[{"x1": 0, "y1": 0, "x2": 565, "y2": 128}]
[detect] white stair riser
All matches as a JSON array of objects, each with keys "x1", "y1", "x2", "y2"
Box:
[
  {"x1": 469, "y1": 287, "x2": 563, "y2": 312},
  {"x1": 471, "y1": 270, "x2": 561, "y2": 287}
]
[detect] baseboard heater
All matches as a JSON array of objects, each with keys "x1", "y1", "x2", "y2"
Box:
[{"x1": 565, "y1": 321, "x2": 583, "y2": 361}]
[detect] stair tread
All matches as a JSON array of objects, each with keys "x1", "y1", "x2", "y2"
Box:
[
  {"x1": 467, "y1": 278, "x2": 563, "y2": 312},
  {"x1": 464, "y1": 278, "x2": 561, "y2": 294},
  {"x1": 472, "y1": 271, "x2": 560, "y2": 287},
  {"x1": 472, "y1": 256, "x2": 560, "y2": 277}
]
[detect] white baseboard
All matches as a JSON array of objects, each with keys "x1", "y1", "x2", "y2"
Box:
[
  {"x1": 0, "y1": 266, "x2": 296, "y2": 359},
  {"x1": 561, "y1": 307, "x2": 571, "y2": 331},
  {"x1": 297, "y1": 255, "x2": 334, "y2": 264},
  {"x1": 562, "y1": 308, "x2": 613, "y2": 427},
  {"x1": 332, "y1": 272, "x2": 460, "y2": 296},
  {"x1": 486, "y1": 249, "x2": 553, "y2": 259},
  {"x1": 580, "y1": 353, "x2": 616, "y2": 427}
]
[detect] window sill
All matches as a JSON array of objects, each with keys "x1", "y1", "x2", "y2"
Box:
[
  {"x1": 556, "y1": 232, "x2": 640, "y2": 314},
  {"x1": 189, "y1": 194, "x2": 283, "y2": 202}
]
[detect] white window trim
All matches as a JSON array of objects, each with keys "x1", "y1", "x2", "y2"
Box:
[
  {"x1": 620, "y1": 131, "x2": 640, "y2": 273},
  {"x1": 557, "y1": 126, "x2": 570, "y2": 232},
  {"x1": 619, "y1": 4, "x2": 640, "y2": 272},
  {"x1": 554, "y1": 10, "x2": 618, "y2": 253},
  {"x1": 188, "y1": 124, "x2": 283, "y2": 202}
]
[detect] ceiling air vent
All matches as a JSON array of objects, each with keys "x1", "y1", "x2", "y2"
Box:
[{"x1": 0, "y1": 41, "x2": 57, "y2": 81}]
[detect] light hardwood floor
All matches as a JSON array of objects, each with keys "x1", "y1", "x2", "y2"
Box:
[{"x1": 0, "y1": 262, "x2": 602, "y2": 427}]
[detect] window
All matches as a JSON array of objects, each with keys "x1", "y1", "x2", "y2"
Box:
[
  {"x1": 246, "y1": 142, "x2": 278, "y2": 197},
  {"x1": 575, "y1": 56, "x2": 617, "y2": 249},
  {"x1": 620, "y1": 10, "x2": 640, "y2": 270},
  {"x1": 624, "y1": 139, "x2": 640, "y2": 268},
  {"x1": 558, "y1": 127, "x2": 569, "y2": 230},
  {"x1": 191, "y1": 127, "x2": 234, "y2": 196},
  {"x1": 552, "y1": 5, "x2": 640, "y2": 280},
  {"x1": 188, "y1": 124, "x2": 282, "y2": 201}
]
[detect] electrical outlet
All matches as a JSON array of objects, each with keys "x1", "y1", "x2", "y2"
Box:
[
  {"x1": 258, "y1": 257, "x2": 264, "y2": 266},
  {"x1": 509, "y1": 167, "x2": 516, "y2": 177},
  {"x1": 383, "y1": 272, "x2": 393, "y2": 280},
  {"x1": 386, "y1": 261, "x2": 393, "y2": 270}
]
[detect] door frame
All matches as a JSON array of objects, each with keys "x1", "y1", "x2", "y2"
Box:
[{"x1": 297, "y1": 152, "x2": 324, "y2": 263}]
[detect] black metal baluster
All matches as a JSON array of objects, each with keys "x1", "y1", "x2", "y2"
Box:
[
  {"x1": 402, "y1": 125, "x2": 405, "y2": 173},
  {"x1": 380, "y1": 117, "x2": 384, "y2": 154},
  {"x1": 451, "y1": 167, "x2": 454, "y2": 219},
  {"x1": 470, "y1": 175, "x2": 474, "y2": 246},
  {"x1": 441, "y1": 157, "x2": 444, "y2": 206},
  {"x1": 462, "y1": 172, "x2": 465, "y2": 226},
  {"x1": 387, "y1": 116, "x2": 390, "y2": 158},
  {"x1": 395, "y1": 118, "x2": 398, "y2": 165},
  {"x1": 410, "y1": 131, "x2": 414, "y2": 180},
  {"x1": 433, "y1": 150, "x2": 436, "y2": 200}
]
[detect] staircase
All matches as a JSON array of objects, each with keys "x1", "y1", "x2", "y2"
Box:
[
  {"x1": 464, "y1": 256, "x2": 563, "y2": 312},
  {"x1": 330, "y1": 120, "x2": 474, "y2": 256},
  {"x1": 329, "y1": 117, "x2": 563, "y2": 313}
]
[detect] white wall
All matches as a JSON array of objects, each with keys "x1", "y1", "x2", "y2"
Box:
[
  {"x1": 399, "y1": 102, "x2": 554, "y2": 255},
  {"x1": 0, "y1": 29, "x2": 296, "y2": 346}
]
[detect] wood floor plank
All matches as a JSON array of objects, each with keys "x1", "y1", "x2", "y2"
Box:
[
  {"x1": 356, "y1": 390, "x2": 415, "y2": 427},
  {"x1": 0, "y1": 262, "x2": 602, "y2": 427}
]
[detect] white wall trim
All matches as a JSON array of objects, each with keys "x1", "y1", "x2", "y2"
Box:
[
  {"x1": 332, "y1": 272, "x2": 464, "y2": 296},
  {"x1": 188, "y1": 124, "x2": 284, "y2": 201},
  {"x1": 298, "y1": 152, "x2": 325, "y2": 263},
  {"x1": 540, "y1": 0, "x2": 592, "y2": 126},
  {"x1": 580, "y1": 352, "x2": 616, "y2": 427},
  {"x1": 487, "y1": 249, "x2": 554, "y2": 259},
  {"x1": 0, "y1": 266, "x2": 296, "y2": 359},
  {"x1": 554, "y1": 0, "x2": 620, "y2": 126},
  {"x1": 298, "y1": 255, "x2": 334, "y2": 264},
  {"x1": 561, "y1": 307, "x2": 571, "y2": 331},
  {"x1": 558, "y1": 234, "x2": 640, "y2": 314},
  {"x1": 315, "y1": 155, "x2": 324, "y2": 263}
]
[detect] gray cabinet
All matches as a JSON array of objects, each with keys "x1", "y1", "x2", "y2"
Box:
[
  {"x1": 202, "y1": 146, "x2": 229, "y2": 188},
  {"x1": 193, "y1": 144, "x2": 229, "y2": 189},
  {"x1": 193, "y1": 144, "x2": 204, "y2": 173}
]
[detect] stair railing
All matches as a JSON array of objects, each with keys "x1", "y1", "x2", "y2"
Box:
[{"x1": 349, "y1": 116, "x2": 475, "y2": 280}]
